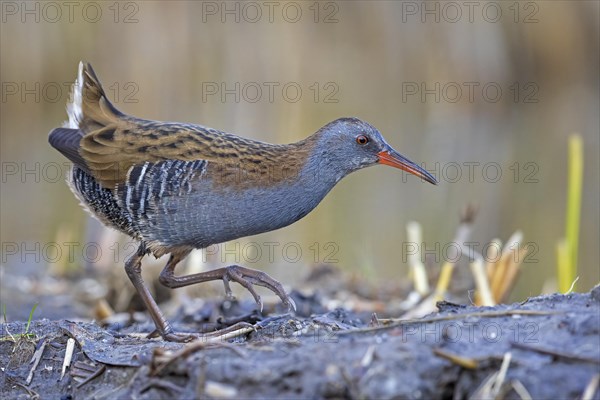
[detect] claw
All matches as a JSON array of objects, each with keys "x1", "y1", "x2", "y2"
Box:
[
  {"x1": 256, "y1": 296, "x2": 264, "y2": 313},
  {"x1": 245, "y1": 286, "x2": 262, "y2": 310},
  {"x1": 222, "y1": 277, "x2": 234, "y2": 299},
  {"x1": 164, "y1": 264, "x2": 292, "y2": 317},
  {"x1": 285, "y1": 296, "x2": 297, "y2": 313},
  {"x1": 147, "y1": 329, "x2": 160, "y2": 339},
  {"x1": 222, "y1": 266, "x2": 293, "y2": 314}
]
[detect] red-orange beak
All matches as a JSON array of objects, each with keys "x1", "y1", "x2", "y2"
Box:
[{"x1": 377, "y1": 149, "x2": 438, "y2": 184}]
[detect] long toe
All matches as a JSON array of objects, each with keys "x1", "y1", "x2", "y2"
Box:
[
  {"x1": 146, "y1": 327, "x2": 198, "y2": 342},
  {"x1": 224, "y1": 266, "x2": 263, "y2": 311},
  {"x1": 202, "y1": 322, "x2": 256, "y2": 338},
  {"x1": 225, "y1": 266, "x2": 293, "y2": 313},
  {"x1": 284, "y1": 295, "x2": 297, "y2": 312},
  {"x1": 161, "y1": 332, "x2": 198, "y2": 343}
]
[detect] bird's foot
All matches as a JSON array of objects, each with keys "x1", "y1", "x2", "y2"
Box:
[
  {"x1": 147, "y1": 329, "x2": 197, "y2": 343},
  {"x1": 221, "y1": 265, "x2": 297, "y2": 313}
]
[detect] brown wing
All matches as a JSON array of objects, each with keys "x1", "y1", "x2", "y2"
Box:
[
  {"x1": 80, "y1": 119, "x2": 318, "y2": 190},
  {"x1": 52, "y1": 62, "x2": 230, "y2": 188},
  {"x1": 80, "y1": 120, "x2": 238, "y2": 188},
  {"x1": 51, "y1": 62, "x2": 314, "y2": 190}
]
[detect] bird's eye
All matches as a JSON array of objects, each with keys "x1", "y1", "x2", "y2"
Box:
[{"x1": 356, "y1": 135, "x2": 369, "y2": 145}]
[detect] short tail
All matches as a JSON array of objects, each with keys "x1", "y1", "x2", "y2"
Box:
[
  {"x1": 64, "y1": 61, "x2": 123, "y2": 132},
  {"x1": 51, "y1": 62, "x2": 123, "y2": 172}
]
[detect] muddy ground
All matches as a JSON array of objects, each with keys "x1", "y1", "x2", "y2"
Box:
[{"x1": 1, "y1": 284, "x2": 599, "y2": 399}]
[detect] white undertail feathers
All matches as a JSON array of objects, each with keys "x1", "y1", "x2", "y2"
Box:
[{"x1": 64, "y1": 61, "x2": 84, "y2": 129}]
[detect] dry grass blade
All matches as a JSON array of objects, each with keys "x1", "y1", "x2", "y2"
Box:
[
  {"x1": 400, "y1": 292, "x2": 440, "y2": 319},
  {"x1": 511, "y1": 342, "x2": 600, "y2": 364},
  {"x1": 61, "y1": 338, "x2": 76, "y2": 380},
  {"x1": 471, "y1": 259, "x2": 494, "y2": 306},
  {"x1": 337, "y1": 310, "x2": 562, "y2": 336},
  {"x1": 485, "y1": 238, "x2": 502, "y2": 280},
  {"x1": 433, "y1": 204, "x2": 479, "y2": 302},
  {"x1": 204, "y1": 381, "x2": 238, "y2": 399},
  {"x1": 432, "y1": 348, "x2": 479, "y2": 369},
  {"x1": 498, "y1": 247, "x2": 528, "y2": 303},
  {"x1": 492, "y1": 353, "x2": 512, "y2": 394},
  {"x1": 470, "y1": 352, "x2": 512, "y2": 399},
  {"x1": 434, "y1": 261, "x2": 455, "y2": 302},
  {"x1": 511, "y1": 379, "x2": 533, "y2": 400},
  {"x1": 582, "y1": 374, "x2": 600, "y2": 400},
  {"x1": 75, "y1": 364, "x2": 107, "y2": 389},
  {"x1": 477, "y1": 230, "x2": 528, "y2": 305},
  {"x1": 360, "y1": 345, "x2": 375, "y2": 368},
  {"x1": 7, "y1": 376, "x2": 40, "y2": 400},
  {"x1": 406, "y1": 221, "x2": 429, "y2": 295},
  {"x1": 94, "y1": 298, "x2": 114, "y2": 321},
  {"x1": 140, "y1": 378, "x2": 184, "y2": 396},
  {"x1": 26, "y1": 337, "x2": 47, "y2": 385}
]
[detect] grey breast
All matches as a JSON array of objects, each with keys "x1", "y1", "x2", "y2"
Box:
[{"x1": 116, "y1": 158, "x2": 333, "y2": 250}]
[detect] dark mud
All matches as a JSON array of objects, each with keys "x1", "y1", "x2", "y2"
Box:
[{"x1": 1, "y1": 288, "x2": 599, "y2": 399}]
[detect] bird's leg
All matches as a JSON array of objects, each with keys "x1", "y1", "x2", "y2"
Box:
[
  {"x1": 159, "y1": 260, "x2": 296, "y2": 313},
  {"x1": 124, "y1": 244, "x2": 194, "y2": 342}
]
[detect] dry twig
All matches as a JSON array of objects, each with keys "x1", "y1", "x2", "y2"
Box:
[{"x1": 26, "y1": 337, "x2": 47, "y2": 385}]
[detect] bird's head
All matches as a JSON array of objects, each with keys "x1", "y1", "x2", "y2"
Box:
[{"x1": 313, "y1": 117, "x2": 438, "y2": 184}]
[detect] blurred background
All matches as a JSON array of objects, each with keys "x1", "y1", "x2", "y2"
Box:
[{"x1": 1, "y1": 1, "x2": 598, "y2": 319}]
